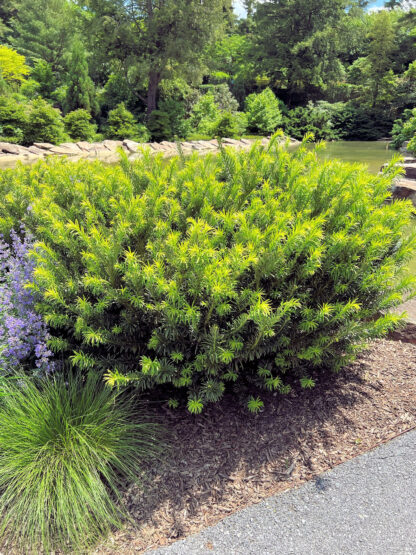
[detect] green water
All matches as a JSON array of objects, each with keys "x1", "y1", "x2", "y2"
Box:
[{"x1": 313, "y1": 140, "x2": 394, "y2": 174}]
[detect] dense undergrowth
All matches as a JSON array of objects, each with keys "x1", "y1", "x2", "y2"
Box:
[{"x1": 0, "y1": 134, "x2": 414, "y2": 413}]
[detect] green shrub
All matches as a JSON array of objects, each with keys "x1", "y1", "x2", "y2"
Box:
[
  {"x1": 284, "y1": 102, "x2": 345, "y2": 141},
  {"x1": 64, "y1": 108, "x2": 97, "y2": 141},
  {"x1": 245, "y1": 87, "x2": 282, "y2": 134},
  {"x1": 0, "y1": 373, "x2": 162, "y2": 552},
  {"x1": 391, "y1": 108, "x2": 416, "y2": 149},
  {"x1": 0, "y1": 135, "x2": 414, "y2": 412},
  {"x1": 189, "y1": 92, "x2": 221, "y2": 135},
  {"x1": 211, "y1": 111, "x2": 247, "y2": 137},
  {"x1": 147, "y1": 100, "x2": 190, "y2": 141},
  {"x1": 24, "y1": 98, "x2": 67, "y2": 145},
  {"x1": 0, "y1": 95, "x2": 27, "y2": 143},
  {"x1": 407, "y1": 134, "x2": 416, "y2": 154},
  {"x1": 106, "y1": 102, "x2": 149, "y2": 142}
]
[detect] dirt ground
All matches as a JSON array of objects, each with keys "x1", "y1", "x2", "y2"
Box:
[{"x1": 96, "y1": 335, "x2": 416, "y2": 554}]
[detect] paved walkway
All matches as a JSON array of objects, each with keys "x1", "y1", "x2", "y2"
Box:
[{"x1": 153, "y1": 429, "x2": 416, "y2": 554}]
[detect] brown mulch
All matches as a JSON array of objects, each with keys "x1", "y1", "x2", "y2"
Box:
[{"x1": 96, "y1": 336, "x2": 416, "y2": 554}]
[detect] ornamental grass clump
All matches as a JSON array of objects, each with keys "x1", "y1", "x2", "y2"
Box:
[
  {"x1": 0, "y1": 132, "x2": 414, "y2": 412},
  {"x1": 0, "y1": 373, "x2": 163, "y2": 552}
]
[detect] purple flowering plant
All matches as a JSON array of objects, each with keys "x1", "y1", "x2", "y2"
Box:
[{"x1": 0, "y1": 224, "x2": 54, "y2": 374}]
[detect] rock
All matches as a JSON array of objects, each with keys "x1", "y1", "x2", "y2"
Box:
[
  {"x1": 59, "y1": 142, "x2": 82, "y2": 151},
  {"x1": 221, "y1": 138, "x2": 241, "y2": 145},
  {"x1": 397, "y1": 163, "x2": 416, "y2": 180},
  {"x1": 28, "y1": 146, "x2": 46, "y2": 155},
  {"x1": 76, "y1": 141, "x2": 94, "y2": 151},
  {"x1": 148, "y1": 142, "x2": 165, "y2": 151},
  {"x1": 0, "y1": 142, "x2": 23, "y2": 155},
  {"x1": 123, "y1": 139, "x2": 140, "y2": 152},
  {"x1": 49, "y1": 146, "x2": 82, "y2": 156},
  {"x1": 0, "y1": 154, "x2": 21, "y2": 165},
  {"x1": 33, "y1": 142, "x2": 54, "y2": 150},
  {"x1": 392, "y1": 178, "x2": 416, "y2": 205},
  {"x1": 160, "y1": 141, "x2": 176, "y2": 149},
  {"x1": 102, "y1": 140, "x2": 123, "y2": 151}
]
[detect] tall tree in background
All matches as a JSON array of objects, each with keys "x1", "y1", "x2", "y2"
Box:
[
  {"x1": 0, "y1": 0, "x2": 18, "y2": 41},
  {"x1": 366, "y1": 10, "x2": 397, "y2": 107},
  {"x1": 85, "y1": 0, "x2": 232, "y2": 116},
  {"x1": 253, "y1": 0, "x2": 365, "y2": 104},
  {"x1": 10, "y1": 0, "x2": 77, "y2": 77},
  {"x1": 65, "y1": 40, "x2": 96, "y2": 114}
]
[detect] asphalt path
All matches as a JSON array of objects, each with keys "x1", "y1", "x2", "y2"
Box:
[{"x1": 152, "y1": 429, "x2": 416, "y2": 555}]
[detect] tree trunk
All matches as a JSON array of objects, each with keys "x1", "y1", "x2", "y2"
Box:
[{"x1": 146, "y1": 70, "x2": 160, "y2": 118}]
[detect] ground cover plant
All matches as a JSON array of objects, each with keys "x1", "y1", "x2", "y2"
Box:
[
  {"x1": 0, "y1": 372, "x2": 163, "y2": 552},
  {"x1": 0, "y1": 134, "x2": 414, "y2": 413}
]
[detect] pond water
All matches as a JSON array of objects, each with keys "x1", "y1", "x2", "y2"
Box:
[{"x1": 312, "y1": 140, "x2": 394, "y2": 174}]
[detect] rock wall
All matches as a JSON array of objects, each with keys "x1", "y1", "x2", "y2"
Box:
[{"x1": 0, "y1": 137, "x2": 300, "y2": 169}]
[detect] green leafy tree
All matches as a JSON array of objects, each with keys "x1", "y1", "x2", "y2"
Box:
[
  {"x1": 245, "y1": 88, "x2": 282, "y2": 134},
  {"x1": 0, "y1": 45, "x2": 30, "y2": 87},
  {"x1": 65, "y1": 40, "x2": 96, "y2": 115},
  {"x1": 85, "y1": 0, "x2": 232, "y2": 116}
]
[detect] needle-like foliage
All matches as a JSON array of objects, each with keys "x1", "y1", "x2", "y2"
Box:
[
  {"x1": 0, "y1": 373, "x2": 163, "y2": 552},
  {"x1": 0, "y1": 132, "x2": 414, "y2": 412}
]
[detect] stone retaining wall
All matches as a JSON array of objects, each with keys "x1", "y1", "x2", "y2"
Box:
[{"x1": 0, "y1": 137, "x2": 300, "y2": 168}]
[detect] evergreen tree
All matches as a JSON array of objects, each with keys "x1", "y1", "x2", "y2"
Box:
[
  {"x1": 10, "y1": 0, "x2": 76, "y2": 78},
  {"x1": 253, "y1": 0, "x2": 365, "y2": 104},
  {"x1": 64, "y1": 40, "x2": 96, "y2": 114},
  {"x1": 85, "y1": 0, "x2": 232, "y2": 117}
]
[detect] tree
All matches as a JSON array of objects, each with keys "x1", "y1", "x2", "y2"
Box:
[
  {"x1": 0, "y1": 45, "x2": 30, "y2": 86},
  {"x1": 253, "y1": 0, "x2": 364, "y2": 104},
  {"x1": 0, "y1": 0, "x2": 18, "y2": 40},
  {"x1": 10, "y1": 0, "x2": 77, "y2": 78},
  {"x1": 65, "y1": 40, "x2": 96, "y2": 114},
  {"x1": 85, "y1": 0, "x2": 232, "y2": 117},
  {"x1": 365, "y1": 10, "x2": 397, "y2": 107}
]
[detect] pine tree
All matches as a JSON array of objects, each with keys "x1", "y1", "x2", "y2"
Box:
[{"x1": 65, "y1": 40, "x2": 96, "y2": 115}]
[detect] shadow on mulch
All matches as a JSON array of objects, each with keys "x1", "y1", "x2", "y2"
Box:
[{"x1": 98, "y1": 338, "x2": 416, "y2": 553}]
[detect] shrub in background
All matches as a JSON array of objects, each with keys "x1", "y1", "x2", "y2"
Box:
[
  {"x1": 391, "y1": 108, "x2": 416, "y2": 149},
  {"x1": 283, "y1": 102, "x2": 346, "y2": 141},
  {"x1": 1, "y1": 136, "x2": 414, "y2": 412},
  {"x1": 24, "y1": 98, "x2": 67, "y2": 145},
  {"x1": 106, "y1": 102, "x2": 149, "y2": 142},
  {"x1": 64, "y1": 108, "x2": 97, "y2": 142},
  {"x1": 189, "y1": 92, "x2": 221, "y2": 135},
  {"x1": 211, "y1": 111, "x2": 247, "y2": 138},
  {"x1": 0, "y1": 95, "x2": 27, "y2": 143},
  {"x1": 0, "y1": 227, "x2": 53, "y2": 374},
  {"x1": 245, "y1": 87, "x2": 282, "y2": 134},
  {"x1": 0, "y1": 373, "x2": 163, "y2": 552},
  {"x1": 147, "y1": 99, "x2": 190, "y2": 141}
]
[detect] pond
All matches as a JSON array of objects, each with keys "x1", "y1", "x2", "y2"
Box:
[{"x1": 313, "y1": 140, "x2": 394, "y2": 174}]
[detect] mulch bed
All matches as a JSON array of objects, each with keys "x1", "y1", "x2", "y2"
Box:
[{"x1": 96, "y1": 336, "x2": 416, "y2": 554}]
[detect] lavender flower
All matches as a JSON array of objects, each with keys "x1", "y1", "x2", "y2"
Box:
[{"x1": 0, "y1": 227, "x2": 54, "y2": 374}]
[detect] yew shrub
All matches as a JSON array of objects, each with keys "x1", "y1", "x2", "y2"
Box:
[{"x1": 0, "y1": 134, "x2": 414, "y2": 412}]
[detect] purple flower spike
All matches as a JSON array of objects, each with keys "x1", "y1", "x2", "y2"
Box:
[{"x1": 0, "y1": 226, "x2": 55, "y2": 374}]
